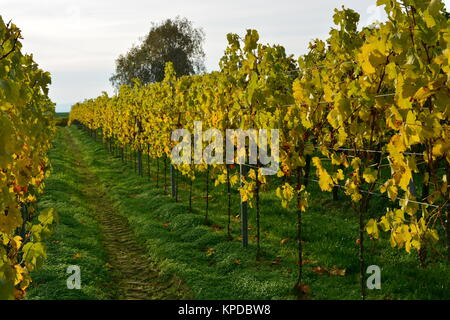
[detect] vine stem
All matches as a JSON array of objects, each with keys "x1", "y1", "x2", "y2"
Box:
[
  {"x1": 205, "y1": 166, "x2": 209, "y2": 224},
  {"x1": 189, "y1": 176, "x2": 193, "y2": 212},
  {"x1": 226, "y1": 165, "x2": 232, "y2": 240},
  {"x1": 294, "y1": 168, "x2": 304, "y2": 298},
  {"x1": 255, "y1": 166, "x2": 261, "y2": 260},
  {"x1": 358, "y1": 204, "x2": 366, "y2": 300}
]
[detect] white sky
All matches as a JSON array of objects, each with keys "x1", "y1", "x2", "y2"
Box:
[{"x1": 2, "y1": 0, "x2": 449, "y2": 112}]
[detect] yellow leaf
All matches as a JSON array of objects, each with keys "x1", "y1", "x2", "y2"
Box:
[
  {"x1": 390, "y1": 233, "x2": 396, "y2": 248},
  {"x1": 333, "y1": 169, "x2": 345, "y2": 183},
  {"x1": 14, "y1": 265, "x2": 25, "y2": 286},
  {"x1": 363, "y1": 168, "x2": 377, "y2": 184},
  {"x1": 351, "y1": 158, "x2": 361, "y2": 170},
  {"x1": 398, "y1": 169, "x2": 412, "y2": 192},
  {"x1": 413, "y1": 87, "x2": 432, "y2": 102},
  {"x1": 366, "y1": 219, "x2": 379, "y2": 239},
  {"x1": 351, "y1": 192, "x2": 362, "y2": 202},
  {"x1": 405, "y1": 240, "x2": 411, "y2": 253},
  {"x1": 318, "y1": 171, "x2": 333, "y2": 192},
  {"x1": 387, "y1": 185, "x2": 398, "y2": 201},
  {"x1": 11, "y1": 236, "x2": 22, "y2": 250},
  {"x1": 411, "y1": 239, "x2": 421, "y2": 250},
  {"x1": 379, "y1": 215, "x2": 390, "y2": 232},
  {"x1": 230, "y1": 174, "x2": 239, "y2": 186}
]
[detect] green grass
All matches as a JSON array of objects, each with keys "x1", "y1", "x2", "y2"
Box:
[
  {"x1": 26, "y1": 129, "x2": 115, "y2": 300},
  {"x1": 43, "y1": 125, "x2": 448, "y2": 300}
]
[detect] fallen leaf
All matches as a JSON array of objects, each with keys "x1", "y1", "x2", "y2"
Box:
[
  {"x1": 202, "y1": 248, "x2": 215, "y2": 256},
  {"x1": 329, "y1": 265, "x2": 346, "y2": 276},
  {"x1": 295, "y1": 284, "x2": 311, "y2": 295},
  {"x1": 14, "y1": 289, "x2": 26, "y2": 300},
  {"x1": 210, "y1": 225, "x2": 223, "y2": 232},
  {"x1": 297, "y1": 259, "x2": 318, "y2": 266},
  {"x1": 231, "y1": 217, "x2": 240, "y2": 223},
  {"x1": 312, "y1": 266, "x2": 329, "y2": 275},
  {"x1": 312, "y1": 264, "x2": 346, "y2": 276}
]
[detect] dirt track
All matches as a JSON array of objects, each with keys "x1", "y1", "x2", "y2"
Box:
[{"x1": 65, "y1": 128, "x2": 187, "y2": 300}]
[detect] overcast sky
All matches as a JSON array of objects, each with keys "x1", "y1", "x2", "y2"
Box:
[{"x1": 2, "y1": 0, "x2": 449, "y2": 112}]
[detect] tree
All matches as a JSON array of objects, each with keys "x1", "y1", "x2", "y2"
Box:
[{"x1": 110, "y1": 16, "x2": 206, "y2": 88}]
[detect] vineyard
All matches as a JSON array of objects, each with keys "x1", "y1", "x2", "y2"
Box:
[
  {"x1": 0, "y1": 17, "x2": 57, "y2": 299},
  {"x1": 68, "y1": 0, "x2": 449, "y2": 299},
  {"x1": 1, "y1": 0, "x2": 450, "y2": 300}
]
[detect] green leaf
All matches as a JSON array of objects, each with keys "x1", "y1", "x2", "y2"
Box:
[{"x1": 0, "y1": 280, "x2": 14, "y2": 300}]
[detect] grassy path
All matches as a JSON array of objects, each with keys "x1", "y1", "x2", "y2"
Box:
[
  {"x1": 28, "y1": 127, "x2": 189, "y2": 300},
  {"x1": 65, "y1": 127, "x2": 188, "y2": 299}
]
